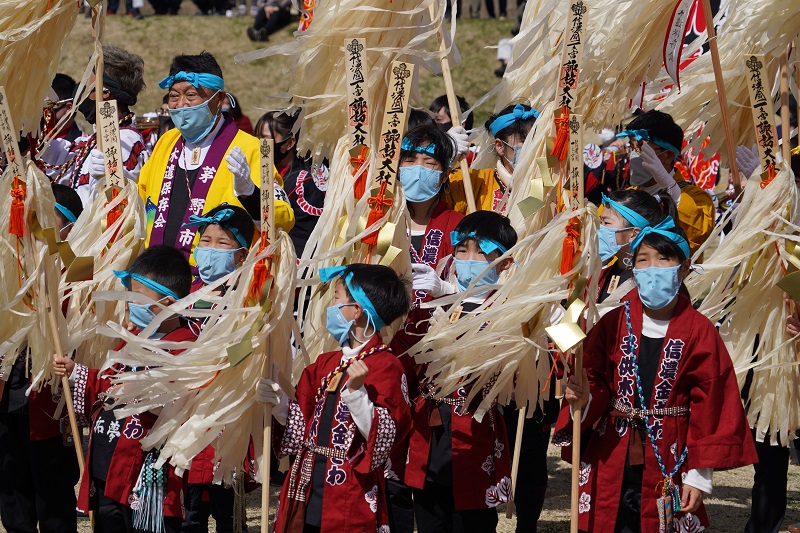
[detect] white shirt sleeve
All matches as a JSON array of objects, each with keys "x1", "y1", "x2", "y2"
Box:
[
  {"x1": 684, "y1": 468, "x2": 713, "y2": 495},
  {"x1": 340, "y1": 385, "x2": 374, "y2": 439}
]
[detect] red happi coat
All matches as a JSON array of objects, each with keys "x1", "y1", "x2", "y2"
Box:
[
  {"x1": 405, "y1": 377, "x2": 512, "y2": 511},
  {"x1": 552, "y1": 292, "x2": 757, "y2": 532},
  {"x1": 74, "y1": 326, "x2": 197, "y2": 516},
  {"x1": 273, "y1": 335, "x2": 412, "y2": 533}
]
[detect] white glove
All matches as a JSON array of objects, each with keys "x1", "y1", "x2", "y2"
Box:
[
  {"x1": 226, "y1": 146, "x2": 255, "y2": 197},
  {"x1": 87, "y1": 148, "x2": 106, "y2": 179},
  {"x1": 447, "y1": 126, "x2": 469, "y2": 160},
  {"x1": 412, "y1": 263, "x2": 456, "y2": 297},
  {"x1": 736, "y1": 144, "x2": 759, "y2": 179},
  {"x1": 256, "y1": 377, "x2": 282, "y2": 406},
  {"x1": 640, "y1": 143, "x2": 681, "y2": 206}
]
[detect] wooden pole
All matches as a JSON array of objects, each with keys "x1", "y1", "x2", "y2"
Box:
[
  {"x1": 699, "y1": 0, "x2": 741, "y2": 196},
  {"x1": 44, "y1": 282, "x2": 86, "y2": 477},
  {"x1": 505, "y1": 404, "x2": 526, "y2": 519},
  {"x1": 570, "y1": 350, "x2": 583, "y2": 533},
  {"x1": 430, "y1": 5, "x2": 477, "y2": 214},
  {"x1": 779, "y1": 49, "x2": 791, "y2": 164},
  {"x1": 260, "y1": 138, "x2": 276, "y2": 532}
]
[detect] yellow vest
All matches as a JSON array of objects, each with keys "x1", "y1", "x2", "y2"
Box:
[
  {"x1": 138, "y1": 127, "x2": 295, "y2": 256},
  {"x1": 445, "y1": 167, "x2": 503, "y2": 215}
]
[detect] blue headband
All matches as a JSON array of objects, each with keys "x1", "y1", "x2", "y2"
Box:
[
  {"x1": 615, "y1": 129, "x2": 681, "y2": 157},
  {"x1": 601, "y1": 194, "x2": 650, "y2": 229},
  {"x1": 401, "y1": 138, "x2": 438, "y2": 157},
  {"x1": 319, "y1": 266, "x2": 387, "y2": 330},
  {"x1": 113, "y1": 270, "x2": 180, "y2": 300},
  {"x1": 158, "y1": 71, "x2": 225, "y2": 91},
  {"x1": 488, "y1": 104, "x2": 540, "y2": 137},
  {"x1": 182, "y1": 208, "x2": 249, "y2": 248},
  {"x1": 55, "y1": 203, "x2": 77, "y2": 223},
  {"x1": 449, "y1": 231, "x2": 508, "y2": 255},
  {"x1": 629, "y1": 216, "x2": 691, "y2": 260}
]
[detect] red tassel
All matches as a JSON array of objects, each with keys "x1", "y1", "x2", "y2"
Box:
[
  {"x1": 351, "y1": 146, "x2": 369, "y2": 199},
  {"x1": 550, "y1": 105, "x2": 571, "y2": 162},
  {"x1": 559, "y1": 217, "x2": 581, "y2": 275},
  {"x1": 9, "y1": 178, "x2": 25, "y2": 237},
  {"x1": 361, "y1": 182, "x2": 393, "y2": 247},
  {"x1": 106, "y1": 188, "x2": 126, "y2": 230},
  {"x1": 247, "y1": 231, "x2": 273, "y2": 304}
]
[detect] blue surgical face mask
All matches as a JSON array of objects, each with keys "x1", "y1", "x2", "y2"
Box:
[
  {"x1": 128, "y1": 298, "x2": 167, "y2": 336},
  {"x1": 399, "y1": 165, "x2": 443, "y2": 203},
  {"x1": 453, "y1": 259, "x2": 500, "y2": 292},
  {"x1": 598, "y1": 225, "x2": 633, "y2": 263},
  {"x1": 169, "y1": 91, "x2": 220, "y2": 144},
  {"x1": 632, "y1": 265, "x2": 681, "y2": 310},
  {"x1": 500, "y1": 140, "x2": 523, "y2": 169},
  {"x1": 326, "y1": 303, "x2": 356, "y2": 346},
  {"x1": 193, "y1": 246, "x2": 242, "y2": 284}
]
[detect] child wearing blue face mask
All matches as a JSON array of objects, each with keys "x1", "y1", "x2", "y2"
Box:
[
  {"x1": 556, "y1": 220, "x2": 758, "y2": 533},
  {"x1": 52, "y1": 245, "x2": 196, "y2": 533},
  {"x1": 405, "y1": 211, "x2": 518, "y2": 533},
  {"x1": 179, "y1": 203, "x2": 255, "y2": 533},
  {"x1": 597, "y1": 190, "x2": 676, "y2": 305},
  {"x1": 257, "y1": 263, "x2": 412, "y2": 533}
]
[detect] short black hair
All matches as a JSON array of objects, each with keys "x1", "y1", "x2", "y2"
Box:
[
  {"x1": 626, "y1": 110, "x2": 684, "y2": 156},
  {"x1": 407, "y1": 108, "x2": 436, "y2": 131},
  {"x1": 401, "y1": 123, "x2": 456, "y2": 172},
  {"x1": 200, "y1": 203, "x2": 255, "y2": 247},
  {"x1": 169, "y1": 52, "x2": 224, "y2": 80},
  {"x1": 128, "y1": 245, "x2": 192, "y2": 298},
  {"x1": 341, "y1": 264, "x2": 411, "y2": 325},
  {"x1": 52, "y1": 73, "x2": 76, "y2": 102},
  {"x1": 606, "y1": 189, "x2": 675, "y2": 226},
  {"x1": 51, "y1": 183, "x2": 83, "y2": 222},
  {"x1": 485, "y1": 103, "x2": 536, "y2": 142},
  {"x1": 430, "y1": 94, "x2": 474, "y2": 131},
  {"x1": 162, "y1": 93, "x2": 170, "y2": 105},
  {"x1": 632, "y1": 224, "x2": 689, "y2": 263},
  {"x1": 453, "y1": 210, "x2": 518, "y2": 251}
]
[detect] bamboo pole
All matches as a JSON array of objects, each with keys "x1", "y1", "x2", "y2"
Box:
[
  {"x1": 505, "y1": 404, "x2": 526, "y2": 519},
  {"x1": 570, "y1": 350, "x2": 583, "y2": 533},
  {"x1": 699, "y1": 0, "x2": 741, "y2": 196},
  {"x1": 430, "y1": 5, "x2": 477, "y2": 213}
]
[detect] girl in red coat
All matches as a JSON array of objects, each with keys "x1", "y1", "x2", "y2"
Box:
[
  {"x1": 259, "y1": 264, "x2": 412, "y2": 533},
  {"x1": 556, "y1": 218, "x2": 758, "y2": 532},
  {"x1": 53, "y1": 245, "x2": 197, "y2": 533}
]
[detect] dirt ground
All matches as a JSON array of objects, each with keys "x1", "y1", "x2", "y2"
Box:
[{"x1": 43, "y1": 442, "x2": 796, "y2": 532}]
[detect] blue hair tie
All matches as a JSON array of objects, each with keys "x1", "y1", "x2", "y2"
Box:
[
  {"x1": 629, "y1": 216, "x2": 690, "y2": 260},
  {"x1": 55, "y1": 203, "x2": 77, "y2": 223},
  {"x1": 158, "y1": 71, "x2": 225, "y2": 91},
  {"x1": 182, "y1": 208, "x2": 249, "y2": 248},
  {"x1": 488, "y1": 104, "x2": 540, "y2": 137},
  {"x1": 319, "y1": 267, "x2": 387, "y2": 330},
  {"x1": 616, "y1": 129, "x2": 681, "y2": 157},
  {"x1": 449, "y1": 230, "x2": 507, "y2": 255},
  {"x1": 601, "y1": 194, "x2": 650, "y2": 229},
  {"x1": 113, "y1": 270, "x2": 180, "y2": 300}
]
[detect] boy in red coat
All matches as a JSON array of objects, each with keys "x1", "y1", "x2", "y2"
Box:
[
  {"x1": 557, "y1": 219, "x2": 757, "y2": 532},
  {"x1": 258, "y1": 264, "x2": 412, "y2": 533},
  {"x1": 405, "y1": 210, "x2": 516, "y2": 533},
  {"x1": 53, "y1": 245, "x2": 197, "y2": 533}
]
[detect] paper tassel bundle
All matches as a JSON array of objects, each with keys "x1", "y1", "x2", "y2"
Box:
[
  {"x1": 60, "y1": 180, "x2": 147, "y2": 369},
  {"x1": 650, "y1": 0, "x2": 800, "y2": 155},
  {"x1": 99, "y1": 234, "x2": 296, "y2": 482},
  {"x1": 295, "y1": 136, "x2": 412, "y2": 375},
  {"x1": 0, "y1": 0, "x2": 78, "y2": 134},
  {"x1": 235, "y1": 0, "x2": 455, "y2": 161},
  {"x1": 684, "y1": 164, "x2": 800, "y2": 445},
  {"x1": 411, "y1": 206, "x2": 600, "y2": 421}
]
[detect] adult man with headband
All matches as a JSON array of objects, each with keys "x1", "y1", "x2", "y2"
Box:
[
  {"x1": 617, "y1": 110, "x2": 714, "y2": 256},
  {"x1": 138, "y1": 52, "x2": 294, "y2": 264}
]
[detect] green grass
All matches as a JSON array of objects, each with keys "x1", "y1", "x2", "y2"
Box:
[{"x1": 59, "y1": 13, "x2": 514, "y2": 129}]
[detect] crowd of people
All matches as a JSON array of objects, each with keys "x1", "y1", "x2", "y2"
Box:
[{"x1": 0, "y1": 27, "x2": 799, "y2": 533}]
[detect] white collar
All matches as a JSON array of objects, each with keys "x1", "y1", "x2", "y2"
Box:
[{"x1": 341, "y1": 340, "x2": 368, "y2": 362}]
